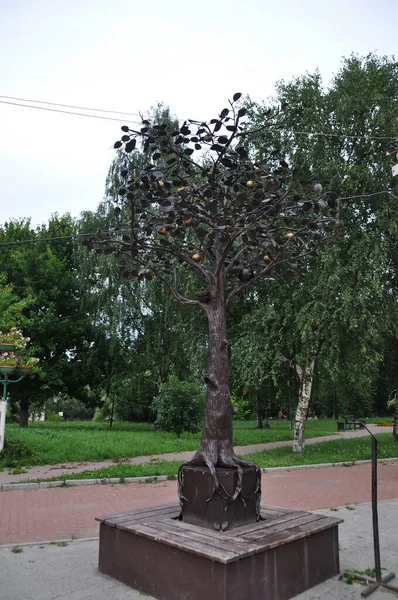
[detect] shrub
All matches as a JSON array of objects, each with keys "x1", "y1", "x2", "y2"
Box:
[
  {"x1": 92, "y1": 407, "x2": 106, "y2": 422},
  {"x1": 152, "y1": 376, "x2": 205, "y2": 437},
  {"x1": 46, "y1": 412, "x2": 62, "y2": 422},
  {"x1": 5, "y1": 410, "x2": 19, "y2": 424},
  {"x1": 46, "y1": 395, "x2": 95, "y2": 421},
  {"x1": 0, "y1": 439, "x2": 34, "y2": 467},
  {"x1": 231, "y1": 395, "x2": 253, "y2": 420}
]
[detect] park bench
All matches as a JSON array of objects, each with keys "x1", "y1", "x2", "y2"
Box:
[{"x1": 337, "y1": 415, "x2": 366, "y2": 431}]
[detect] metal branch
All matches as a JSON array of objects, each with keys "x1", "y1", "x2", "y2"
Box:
[
  {"x1": 153, "y1": 268, "x2": 206, "y2": 311},
  {"x1": 225, "y1": 233, "x2": 334, "y2": 305}
]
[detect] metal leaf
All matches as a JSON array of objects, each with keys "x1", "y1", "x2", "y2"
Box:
[{"x1": 125, "y1": 139, "x2": 137, "y2": 153}]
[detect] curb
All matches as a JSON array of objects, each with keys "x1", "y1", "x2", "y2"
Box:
[
  {"x1": 1, "y1": 458, "x2": 397, "y2": 491},
  {"x1": 260, "y1": 457, "x2": 398, "y2": 473},
  {"x1": 0, "y1": 475, "x2": 169, "y2": 492},
  {"x1": 0, "y1": 537, "x2": 100, "y2": 549}
]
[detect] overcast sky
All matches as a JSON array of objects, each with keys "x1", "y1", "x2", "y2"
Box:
[{"x1": 1, "y1": 0, "x2": 397, "y2": 228}]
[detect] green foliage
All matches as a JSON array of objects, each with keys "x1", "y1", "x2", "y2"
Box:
[
  {"x1": 5, "y1": 410, "x2": 19, "y2": 424},
  {"x1": 242, "y1": 53, "x2": 398, "y2": 420},
  {"x1": 342, "y1": 567, "x2": 377, "y2": 585},
  {"x1": 46, "y1": 412, "x2": 62, "y2": 422},
  {"x1": 92, "y1": 407, "x2": 106, "y2": 422},
  {"x1": 0, "y1": 273, "x2": 34, "y2": 332},
  {"x1": 46, "y1": 395, "x2": 95, "y2": 421},
  {"x1": 231, "y1": 394, "x2": 252, "y2": 420},
  {"x1": 0, "y1": 439, "x2": 34, "y2": 467},
  {"x1": 152, "y1": 376, "x2": 205, "y2": 437},
  {"x1": 0, "y1": 215, "x2": 110, "y2": 423}
]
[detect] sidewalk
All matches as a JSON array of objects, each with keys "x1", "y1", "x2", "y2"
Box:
[
  {"x1": 0, "y1": 424, "x2": 390, "y2": 486},
  {"x1": 1, "y1": 460, "x2": 397, "y2": 546},
  {"x1": 1, "y1": 500, "x2": 397, "y2": 600}
]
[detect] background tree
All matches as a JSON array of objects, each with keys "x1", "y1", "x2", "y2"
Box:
[
  {"x1": 78, "y1": 196, "x2": 207, "y2": 423},
  {"x1": 245, "y1": 53, "x2": 398, "y2": 432},
  {"x1": 0, "y1": 215, "x2": 102, "y2": 425}
]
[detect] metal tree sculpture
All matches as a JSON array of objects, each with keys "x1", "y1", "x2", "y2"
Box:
[{"x1": 89, "y1": 94, "x2": 337, "y2": 517}]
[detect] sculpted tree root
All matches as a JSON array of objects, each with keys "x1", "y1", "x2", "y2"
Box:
[{"x1": 177, "y1": 446, "x2": 262, "y2": 526}]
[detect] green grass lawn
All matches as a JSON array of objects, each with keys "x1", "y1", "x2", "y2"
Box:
[
  {"x1": 0, "y1": 418, "x2": 342, "y2": 467},
  {"x1": 16, "y1": 433, "x2": 397, "y2": 484},
  {"x1": 1, "y1": 416, "x2": 393, "y2": 470},
  {"x1": 244, "y1": 433, "x2": 398, "y2": 468}
]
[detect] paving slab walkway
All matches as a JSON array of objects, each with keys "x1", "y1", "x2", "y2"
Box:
[
  {"x1": 0, "y1": 423, "x2": 390, "y2": 486},
  {"x1": 1, "y1": 459, "x2": 397, "y2": 546}
]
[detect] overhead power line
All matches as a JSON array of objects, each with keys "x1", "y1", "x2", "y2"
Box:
[
  {"x1": 0, "y1": 233, "x2": 93, "y2": 247},
  {"x1": 0, "y1": 96, "x2": 397, "y2": 140},
  {"x1": 288, "y1": 130, "x2": 397, "y2": 141},
  {"x1": 0, "y1": 100, "x2": 141, "y2": 125},
  {"x1": 0, "y1": 95, "x2": 141, "y2": 117}
]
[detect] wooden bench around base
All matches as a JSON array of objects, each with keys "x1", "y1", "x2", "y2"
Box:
[{"x1": 96, "y1": 503, "x2": 342, "y2": 600}]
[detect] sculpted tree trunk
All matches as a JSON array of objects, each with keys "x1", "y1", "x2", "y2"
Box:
[
  {"x1": 191, "y1": 277, "x2": 233, "y2": 468},
  {"x1": 293, "y1": 357, "x2": 316, "y2": 453},
  {"x1": 182, "y1": 272, "x2": 260, "y2": 505}
]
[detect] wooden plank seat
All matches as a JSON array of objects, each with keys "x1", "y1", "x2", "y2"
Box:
[{"x1": 96, "y1": 503, "x2": 342, "y2": 565}]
